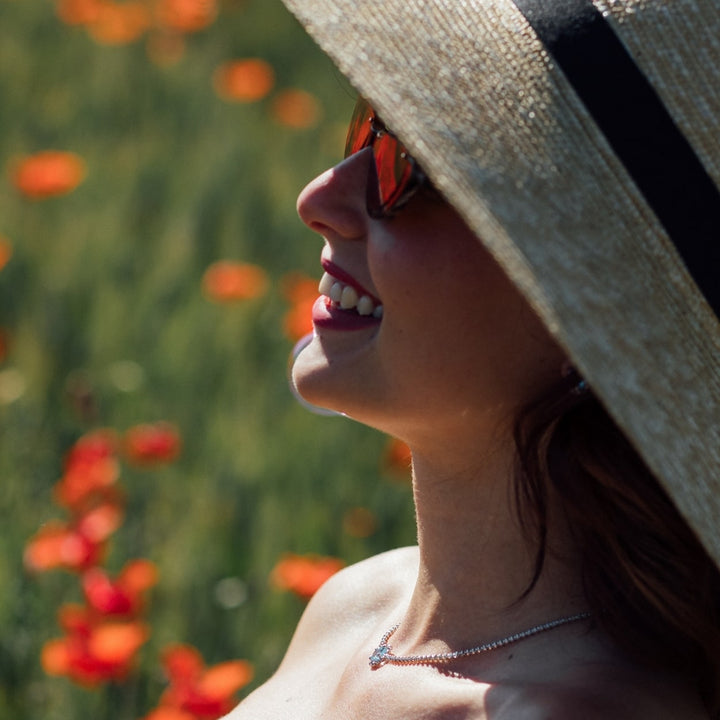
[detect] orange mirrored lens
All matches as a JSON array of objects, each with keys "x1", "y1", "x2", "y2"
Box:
[
  {"x1": 344, "y1": 98, "x2": 374, "y2": 157},
  {"x1": 344, "y1": 98, "x2": 415, "y2": 217}
]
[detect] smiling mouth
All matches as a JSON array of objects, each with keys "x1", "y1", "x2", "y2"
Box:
[{"x1": 318, "y1": 271, "x2": 384, "y2": 319}]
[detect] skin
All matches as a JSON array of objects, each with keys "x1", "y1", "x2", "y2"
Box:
[{"x1": 226, "y1": 149, "x2": 707, "y2": 719}]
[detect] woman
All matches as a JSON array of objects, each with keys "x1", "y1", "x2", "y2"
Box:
[{"x1": 229, "y1": 0, "x2": 720, "y2": 717}]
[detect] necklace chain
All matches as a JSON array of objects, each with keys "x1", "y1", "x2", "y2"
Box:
[{"x1": 369, "y1": 612, "x2": 591, "y2": 669}]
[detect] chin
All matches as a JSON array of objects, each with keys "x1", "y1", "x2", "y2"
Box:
[
  {"x1": 290, "y1": 354, "x2": 383, "y2": 428},
  {"x1": 291, "y1": 374, "x2": 341, "y2": 416},
  {"x1": 290, "y1": 340, "x2": 348, "y2": 415},
  {"x1": 290, "y1": 333, "x2": 404, "y2": 433}
]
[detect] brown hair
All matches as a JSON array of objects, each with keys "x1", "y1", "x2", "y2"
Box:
[{"x1": 514, "y1": 373, "x2": 720, "y2": 716}]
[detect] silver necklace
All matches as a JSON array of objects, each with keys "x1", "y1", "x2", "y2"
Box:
[{"x1": 369, "y1": 612, "x2": 591, "y2": 669}]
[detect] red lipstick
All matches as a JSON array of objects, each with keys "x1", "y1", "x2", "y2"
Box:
[{"x1": 312, "y1": 261, "x2": 383, "y2": 332}]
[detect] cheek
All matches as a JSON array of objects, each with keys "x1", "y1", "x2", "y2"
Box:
[
  {"x1": 371, "y1": 227, "x2": 506, "y2": 349},
  {"x1": 366, "y1": 207, "x2": 565, "y2": 420},
  {"x1": 375, "y1": 239, "x2": 563, "y2": 409}
]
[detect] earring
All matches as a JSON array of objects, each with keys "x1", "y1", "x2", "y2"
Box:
[
  {"x1": 561, "y1": 362, "x2": 590, "y2": 396},
  {"x1": 571, "y1": 376, "x2": 589, "y2": 396}
]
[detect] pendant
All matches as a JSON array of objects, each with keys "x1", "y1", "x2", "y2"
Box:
[{"x1": 369, "y1": 643, "x2": 391, "y2": 669}]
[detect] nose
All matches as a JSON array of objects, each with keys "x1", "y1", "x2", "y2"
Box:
[{"x1": 296, "y1": 148, "x2": 373, "y2": 239}]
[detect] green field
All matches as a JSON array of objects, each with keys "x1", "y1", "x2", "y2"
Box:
[{"x1": 0, "y1": 1, "x2": 416, "y2": 716}]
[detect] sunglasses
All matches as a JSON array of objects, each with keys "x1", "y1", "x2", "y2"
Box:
[{"x1": 344, "y1": 97, "x2": 427, "y2": 218}]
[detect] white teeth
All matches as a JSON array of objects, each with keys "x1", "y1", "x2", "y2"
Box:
[
  {"x1": 329, "y1": 281, "x2": 343, "y2": 303},
  {"x1": 318, "y1": 273, "x2": 334, "y2": 296},
  {"x1": 340, "y1": 285, "x2": 359, "y2": 309},
  {"x1": 356, "y1": 296, "x2": 374, "y2": 316},
  {"x1": 318, "y1": 271, "x2": 383, "y2": 318}
]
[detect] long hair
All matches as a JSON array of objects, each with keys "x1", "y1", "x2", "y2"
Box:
[{"x1": 513, "y1": 372, "x2": 720, "y2": 716}]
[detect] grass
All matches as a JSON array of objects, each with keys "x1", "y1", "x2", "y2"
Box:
[{"x1": 0, "y1": 1, "x2": 417, "y2": 716}]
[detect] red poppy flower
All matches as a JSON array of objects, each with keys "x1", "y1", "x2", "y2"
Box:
[
  {"x1": 56, "y1": 0, "x2": 103, "y2": 25},
  {"x1": 281, "y1": 272, "x2": 317, "y2": 341},
  {"x1": 123, "y1": 422, "x2": 181, "y2": 465},
  {"x1": 143, "y1": 708, "x2": 196, "y2": 720},
  {"x1": 66, "y1": 428, "x2": 119, "y2": 467},
  {"x1": 382, "y1": 437, "x2": 413, "y2": 480},
  {"x1": 154, "y1": 0, "x2": 217, "y2": 33},
  {"x1": 149, "y1": 644, "x2": 253, "y2": 719},
  {"x1": 271, "y1": 89, "x2": 322, "y2": 129},
  {"x1": 270, "y1": 553, "x2": 345, "y2": 600},
  {"x1": 201, "y1": 261, "x2": 269, "y2": 303},
  {"x1": 55, "y1": 429, "x2": 120, "y2": 509},
  {"x1": 54, "y1": 453, "x2": 121, "y2": 510},
  {"x1": 12, "y1": 151, "x2": 87, "y2": 199},
  {"x1": 58, "y1": 602, "x2": 94, "y2": 634},
  {"x1": 73, "y1": 490, "x2": 125, "y2": 542},
  {"x1": 82, "y1": 559, "x2": 158, "y2": 616},
  {"x1": 87, "y1": 1, "x2": 151, "y2": 45},
  {"x1": 42, "y1": 611, "x2": 150, "y2": 686},
  {"x1": 213, "y1": 59, "x2": 275, "y2": 103},
  {"x1": 24, "y1": 520, "x2": 107, "y2": 573}
]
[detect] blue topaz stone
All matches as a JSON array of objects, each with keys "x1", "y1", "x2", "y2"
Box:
[{"x1": 369, "y1": 643, "x2": 391, "y2": 669}]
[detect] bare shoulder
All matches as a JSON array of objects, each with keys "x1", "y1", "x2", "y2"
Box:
[
  {"x1": 224, "y1": 548, "x2": 419, "y2": 719},
  {"x1": 277, "y1": 546, "x2": 418, "y2": 668},
  {"x1": 493, "y1": 661, "x2": 708, "y2": 720},
  {"x1": 313, "y1": 545, "x2": 418, "y2": 604},
  {"x1": 301, "y1": 545, "x2": 418, "y2": 620}
]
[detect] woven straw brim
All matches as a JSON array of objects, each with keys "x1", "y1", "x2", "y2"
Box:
[{"x1": 280, "y1": 0, "x2": 720, "y2": 566}]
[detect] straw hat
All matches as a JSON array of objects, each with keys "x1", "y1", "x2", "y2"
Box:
[{"x1": 280, "y1": 0, "x2": 720, "y2": 565}]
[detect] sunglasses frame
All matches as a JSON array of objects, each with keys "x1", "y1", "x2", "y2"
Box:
[{"x1": 344, "y1": 98, "x2": 427, "y2": 219}]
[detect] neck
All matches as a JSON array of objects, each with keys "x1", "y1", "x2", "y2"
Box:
[{"x1": 394, "y1": 431, "x2": 588, "y2": 654}]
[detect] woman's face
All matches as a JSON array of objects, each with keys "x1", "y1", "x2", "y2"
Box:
[{"x1": 291, "y1": 147, "x2": 565, "y2": 447}]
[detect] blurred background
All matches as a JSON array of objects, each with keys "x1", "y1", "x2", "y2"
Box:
[{"x1": 0, "y1": 0, "x2": 416, "y2": 716}]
